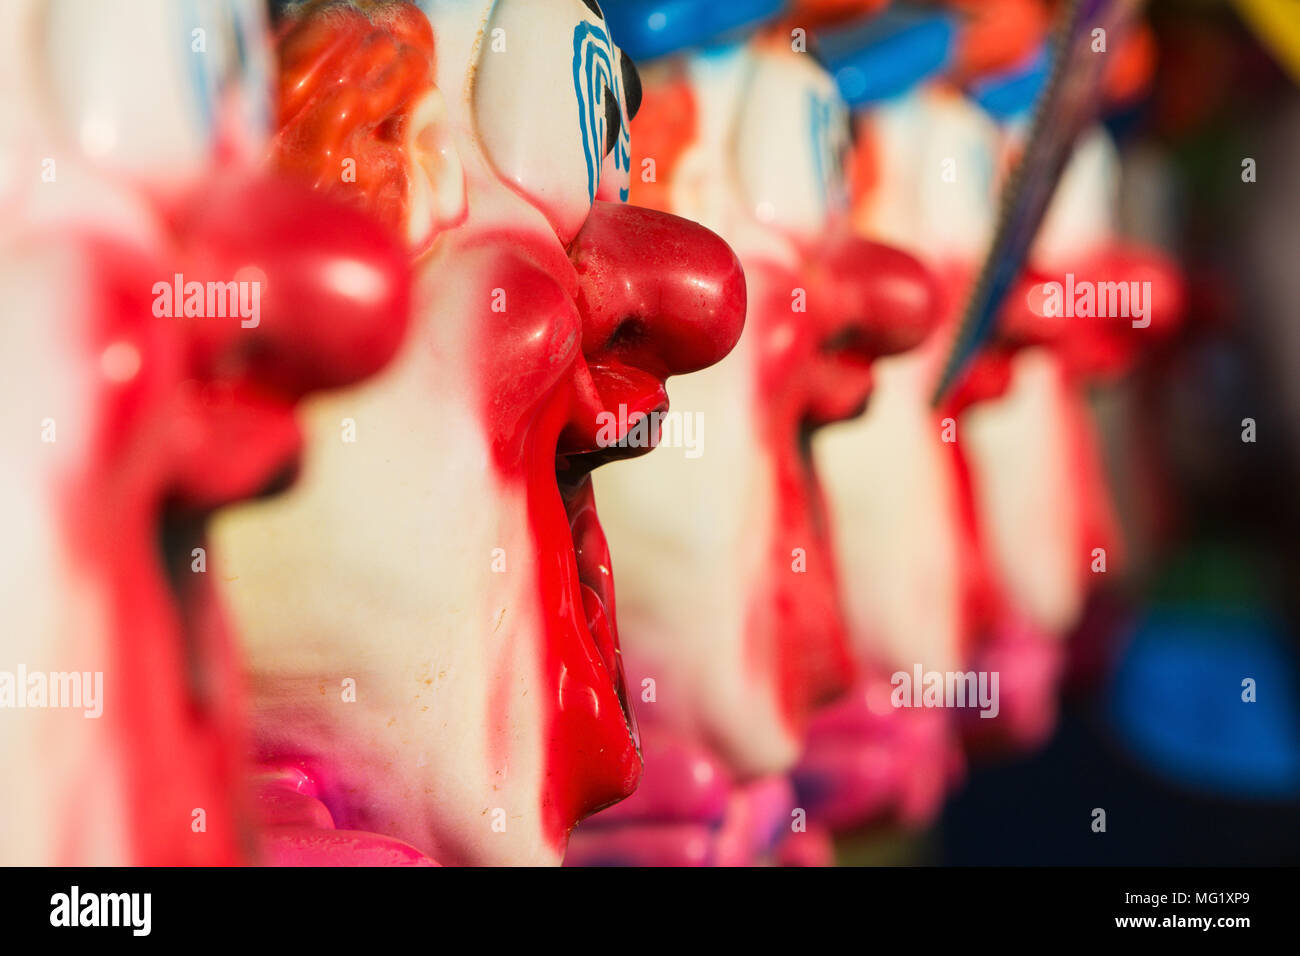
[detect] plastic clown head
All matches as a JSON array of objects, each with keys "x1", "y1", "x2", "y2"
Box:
[
  {"x1": 963, "y1": 32, "x2": 1183, "y2": 652},
  {"x1": 0, "y1": 0, "x2": 412, "y2": 863},
  {"x1": 824, "y1": 38, "x2": 1081, "y2": 767},
  {"x1": 761, "y1": 9, "x2": 988, "y2": 836},
  {"x1": 818, "y1": 20, "x2": 1003, "y2": 685},
  {"x1": 959, "y1": 90, "x2": 1183, "y2": 750},
  {"x1": 213, "y1": 0, "x2": 746, "y2": 866},
  {"x1": 797, "y1": 0, "x2": 1178, "y2": 836},
  {"x1": 588, "y1": 25, "x2": 938, "y2": 791}
]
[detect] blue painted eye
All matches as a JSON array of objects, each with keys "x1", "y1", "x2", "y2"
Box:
[
  {"x1": 808, "y1": 88, "x2": 847, "y2": 219},
  {"x1": 572, "y1": 21, "x2": 631, "y2": 202},
  {"x1": 181, "y1": 0, "x2": 272, "y2": 150}
]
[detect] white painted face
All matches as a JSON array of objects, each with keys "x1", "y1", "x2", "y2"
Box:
[
  {"x1": 820, "y1": 86, "x2": 1000, "y2": 675},
  {"x1": 960, "y1": 125, "x2": 1123, "y2": 640},
  {"x1": 813, "y1": 339, "x2": 966, "y2": 675},
  {"x1": 851, "y1": 85, "x2": 1000, "y2": 271},
  {"x1": 664, "y1": 43, "x2": 850, "y2": 263},
  {"x1": 35, "y1": 0, "x2": 271, "y2": 192},
  {"x1": 214, "y1": 0, "x2": 745, "y2": 865},
  {"x1": 0, "y1": 0, "x2": 271, "y2": 864},
  {"x1": 1031, "y1": 125, "x2": 1121, "y2": 269},
  {"x1": 733, "y1": 45, "x2": 850, "y2": 243},
  {"x1": 596, "y1": 337, "x2": 790, "y2": 773},
  {"x1": 0, "y1": 244, "x2": 122, "y2": 865},
  {"x1": 595, "y1": 44, "x2": 881, "y2": 779},
  {"x1": 475, "y1": 0, "x2": 636, "y2": 230},
  {"x1": 962, "y1": 347, "x2": 1086, "y2": 636}
]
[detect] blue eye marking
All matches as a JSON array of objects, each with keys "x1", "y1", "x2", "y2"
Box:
[
  {"x1": 808, "y1": 89, "x2": 846, "y2": 219},
  {"x1": 182, "y1": 0, "x2": 272, "y2": 148},
  {"x1": 182, "y1": 0, "x2": 216, "y2": 140},
  {"x1": 573, "y1": 21, "x2": 631, "y2": 203}
]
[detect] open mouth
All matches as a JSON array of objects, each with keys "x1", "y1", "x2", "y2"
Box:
[
  {"x1": 156, "y1": 391, "x2": 306, "y2": 713},
  {"x1": 809, "y1": 331, "x2": 879, "y2": 426},
  {"x1": 554, "y1": 457, "x2": 639, "y2": 751},
  {"x1": 551, "y1": 386, "x2": 672, "y2": 755}
]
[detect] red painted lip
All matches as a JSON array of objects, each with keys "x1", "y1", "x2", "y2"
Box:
[
  {"x1": 527, "y1": 202, "x2": 746, "y2": 847},
  {"x1": 168, "y1": 379, "x2": 304, "y2": 510},
  {"x1": 557, "y1": 468, "x2": 638, "y2": 739}
]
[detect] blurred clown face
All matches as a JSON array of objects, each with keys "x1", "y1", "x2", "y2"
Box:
[
  {"x1": 824, "y1": 84, "x2": 1002, "y2": 688},
  {"x1": 818, "y1": 98, "x2": 1173, "y2": 771},
  {"x1": 795, "y1": 86, "x2": 1002, "y2": 830},
  {"x1": 957, "y1": 125, "x2": 1184, "y2": 747},
  {"x1": 591, "y1": 40, "x2": 938, "y2": 787},
  {"x1": 0, "y1": 0, "x2": 412, "y2": 864},
  {"x1": 213, "y1": 0, "x2": 746, "y2": 866}
]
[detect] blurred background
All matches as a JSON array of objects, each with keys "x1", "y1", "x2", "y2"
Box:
[{"x1": 842, "y1": 0, "x2": 1300, "y2": 865}]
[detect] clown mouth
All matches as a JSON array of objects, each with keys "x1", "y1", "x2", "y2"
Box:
[{"x1": 554, "y1": 457, "x2": 639, "y2": 748}]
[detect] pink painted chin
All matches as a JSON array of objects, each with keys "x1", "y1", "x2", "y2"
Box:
[
  {"x1": 563, "y1": 724, "x2": 797, "y2": 867},
  {"x1": 774, "y1": 823, "x2": 837, "y2": 868},
  {"x1": 251, "y1": 763, "x2": 438, "y2": 866},
  {"x1": 794, "y1": 675, "x2": 963, "y2": 833},
  {"x1": 964, "y1": 615, "x2": 1065, "y2": 754}
]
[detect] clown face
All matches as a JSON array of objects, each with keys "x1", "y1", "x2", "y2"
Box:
[
  {"x1": 789, "y1": 85, "x2": 1000, "y2": 832},
  {"x1": 0, "y1": 0, "x2": 412, "y2": 864},
  {"x1": 212, "y1": 0, "x2": 745, "y2": 866},
  {"x1": 822, "y1": 85, "x2": 1001, "y2": 683},
  {"x1": 588, "y1": 40, "x2": 938, "y2": 799},
  {"x1": 958, "y1": 124, "x2": 1184, "y2": 746}
]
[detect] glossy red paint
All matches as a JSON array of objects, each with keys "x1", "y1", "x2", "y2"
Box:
[
  {"x1": 472, "y1": 202, "x2": 746, "y2": 848},
  {"x1": 1048, "y1": 245, "x2": 1187, "y2": 382}
]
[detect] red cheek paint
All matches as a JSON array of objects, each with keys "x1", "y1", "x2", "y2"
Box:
[
  {"x1": 49, "y1": 152, "x2": 412, "y2": 863},
  {"x1": 472, "y1": 203, "x2": 746, "y2": 850}
]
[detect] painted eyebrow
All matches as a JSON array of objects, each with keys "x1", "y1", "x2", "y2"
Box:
[{"x1": 580, "y1": 0, "x2": 604, "y2": 18}]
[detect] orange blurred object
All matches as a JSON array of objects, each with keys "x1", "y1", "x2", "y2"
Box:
[{"x1": 947, "y1": 0, "x2": 1050, "y2": 81}]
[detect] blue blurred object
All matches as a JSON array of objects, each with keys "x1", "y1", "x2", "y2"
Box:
[
  {"x1": 814, "y1": 7, "x2": 955, "y2": 107},
  {"x1": 969, "y1": 46, "x2": 1053, "y2": 121},
  {"x1": 1108, "y1": 607, "x2": 1300, "y2": 800},
  {"x1": 598, "y1": 0, "x2": 786, "y2": 62}
]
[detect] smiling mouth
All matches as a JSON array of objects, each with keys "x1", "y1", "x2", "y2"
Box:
[{"x1": 554, "y1": 457, "x2": 639, "y2": 750}]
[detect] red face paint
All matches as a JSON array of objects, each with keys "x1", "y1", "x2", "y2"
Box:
[
  {"x1": 472, "y1": 202, "x2": 746, "y2": 847},
  {"x1": 748, "y1": 235, "x2": 941, "y2": 734},
  {"x1": 47, "y1": 168, "x2": 411, "y2": 863}
]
